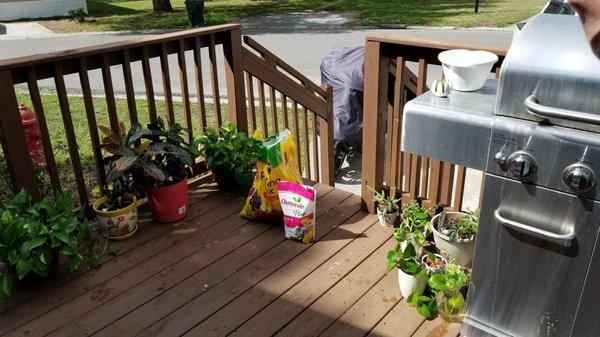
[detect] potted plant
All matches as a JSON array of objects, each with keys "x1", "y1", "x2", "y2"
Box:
[
  {"x1": 430, "y1": 209, "x2": 479, "y2": 267},
  {"x1": 421, "y1": 252, "x2": 447, "y2": 273},
  {"x1": 428, "y1": 264, "x2": 470, "y2": 322},
  {"x1": 92, "y1": 182, "x2": 138, "y2": 240},
  {"x1": 0, "y1": 190, "x2": 97, "y2": 300},
  {"x1": 198, "y1": 123, "x2": 260, "y2": 190},
  {"x1": 387, "y1": 245, "x2": 427, "y2": 299},
  {"x1": 367, "y1": 186, "x2": 401, "y2": 227},
  {"x1": 101, "y1": 119, "x2": 199, "y2": 223}
]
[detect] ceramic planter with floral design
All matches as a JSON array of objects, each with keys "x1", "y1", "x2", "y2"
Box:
[{"x1": 93, "y1": 194, "x2": 138, "y2": 240}]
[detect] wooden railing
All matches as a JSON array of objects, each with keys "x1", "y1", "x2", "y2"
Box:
[
  {"x1": 361, "y1": 35, "x2": 508, "y2": 213},
  {"x1": 0, "y1": 23, "x2": 334, "y2": 209}
]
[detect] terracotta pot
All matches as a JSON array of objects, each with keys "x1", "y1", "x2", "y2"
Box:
[
  {"x1": 93, "y1": 193, "x2": 138, "y2": 240},
  {"x1": 430, "y1": 212, "x2": 476, "y2": 267},
  {"x1": 397, "y1": 268, "x2": 426, "y2": 299},
  {"x1": 146, "y1": 179, "x2": 189, "y2": 223}
]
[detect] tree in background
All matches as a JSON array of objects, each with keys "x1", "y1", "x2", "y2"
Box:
[{"x1": 153, "y1": 0, "x2": 173, "y2": 12}]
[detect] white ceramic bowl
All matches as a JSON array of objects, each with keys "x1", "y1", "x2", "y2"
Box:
[{"x1": 438, "y1": 49, "x2": 498, "y2": 92}]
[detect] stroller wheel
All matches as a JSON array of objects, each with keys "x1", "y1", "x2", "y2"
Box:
[{"x1": 334, "y1": 140, "x2": 350, "y2": 177}]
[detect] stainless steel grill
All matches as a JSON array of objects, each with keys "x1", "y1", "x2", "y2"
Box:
[{"x1": 402, "y1": 13, "x2": 600, "y2": 337}]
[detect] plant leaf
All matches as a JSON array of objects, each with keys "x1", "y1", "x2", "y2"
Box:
[{"x1": 20, "y1": 236, "x2": 47, "y2": 257}]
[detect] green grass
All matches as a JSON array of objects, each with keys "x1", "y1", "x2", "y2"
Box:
[
  {"x1": 0, "y1": 93, "x2": 225, "y2": 201},
  {"x1": 38, "y1": 0, "x2": 545, "y2": 32}
]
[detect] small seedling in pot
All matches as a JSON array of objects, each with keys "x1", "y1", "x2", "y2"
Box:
[
  {"x1": 368, "y1": 186, "x2": 401, "y2": 227},
  {"x1": 439, "y1": 209, "x2": 479, "y2": 242}
]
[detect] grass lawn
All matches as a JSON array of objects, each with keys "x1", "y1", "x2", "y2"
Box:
[
  {"x1": 39, "y1": 0, "x2": 546, "y2": 32},
  {"x1": 0, "y1": 92, "x2": 224, "y2": 201}
]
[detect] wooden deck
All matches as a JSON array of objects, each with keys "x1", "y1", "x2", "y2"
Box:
[{"x1": 0, "y1": 179, "x2": 461, "y2": 337}]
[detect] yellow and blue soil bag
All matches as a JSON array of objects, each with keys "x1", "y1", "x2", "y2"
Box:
[{"x1": 240, "y1": 129, "x2": 302, "y2": 220}]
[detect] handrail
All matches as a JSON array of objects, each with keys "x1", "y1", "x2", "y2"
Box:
[{"x1": 243, "y1": 36, "x2": 327, "y2": 98}]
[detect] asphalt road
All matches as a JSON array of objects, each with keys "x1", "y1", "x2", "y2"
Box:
[{"x1": 0, "y1": 26, "x2": 513, "y2": 98}]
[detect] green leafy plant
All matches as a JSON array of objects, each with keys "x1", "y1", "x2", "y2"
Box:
[
  {"x1": 439, "y1": 209, "x2": 480, "y2": 242},
  {"x1": 100, "y1": 118, "x2": 198, "y2": 190},
  {"x1": 367, "y1": 186, "x2": 401, "y2": 214},
  {"x1": 0, "y1": 190, "x2": 101, "y2": 300},
  {"x1": 408, "y1": 291, "x2": 438, "y2": 319},
  {"x1": 197, "y1": 123, "x2": 260, "y2": 186},
  {"x1": 428, "y1": 264, "x2": 469, "y2": 318},
  {"x1": 393, "y1": 200, "x2": 434, "y2": 254},
  {"x1": 68, "y1": 7, "x2": 88, "y2": 22}
]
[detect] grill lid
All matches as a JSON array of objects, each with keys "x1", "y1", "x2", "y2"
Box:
[{"x1": 496, "y1": 14, "x2": 600, "y2": 133}]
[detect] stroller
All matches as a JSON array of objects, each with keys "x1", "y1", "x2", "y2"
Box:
[{"x1": 320, "y1": 46, "x2": 365, "y2": 176}]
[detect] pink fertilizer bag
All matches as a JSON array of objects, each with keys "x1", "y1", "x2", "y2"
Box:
[{"x1": 276, "y1": 181, "x2": 316, "y2": 243}]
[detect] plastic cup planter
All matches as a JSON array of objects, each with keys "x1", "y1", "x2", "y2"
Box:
[
  {"x1": 377, "y1": 207, "x2": 399, "y2": 228},
  {"x1": 438, "y1": 49, "x2": 498, "y2": 92},
  {"x1": 93, "y1": 193, "x2": 139, "y2": 240},
  {"x1": 430, "y1": 212, "x2": 476, "y2": 267},
  {"x1": 397, "y1": 253, "x2": 447, "y2": 299}
]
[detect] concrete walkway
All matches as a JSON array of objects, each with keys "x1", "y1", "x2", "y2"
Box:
[{"x1": 0, "y1": 11, "x2": 515, "y2": 208}]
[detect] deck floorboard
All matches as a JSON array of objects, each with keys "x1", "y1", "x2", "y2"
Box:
[{"x1": 0, "y1": 180, "x2": 462, "y2": 337}]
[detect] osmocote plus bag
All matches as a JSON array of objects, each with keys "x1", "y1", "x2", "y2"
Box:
[{"x1": 276, "y1": 181, "x2": 316, "y2": 243}]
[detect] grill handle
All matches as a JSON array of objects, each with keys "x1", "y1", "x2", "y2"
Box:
[
  {"x1": 525, "y1": 95, "x2": 600, "y2": 126},
  {"x1": 494, "y1": 209, "x2": 575, "y2": 247}
]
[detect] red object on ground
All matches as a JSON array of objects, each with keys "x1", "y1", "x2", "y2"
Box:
[
  {"x1": 19, "y1": 104, "x2": 46, "y2": 168},
  {"x1": 146, "y1": 179, "x2": 190, "y2": 223}
]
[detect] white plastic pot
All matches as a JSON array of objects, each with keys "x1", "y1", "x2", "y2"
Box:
[
  {"x1": 397, "y1": 268, "x2": 427, "y2": 299},
  {"x1": 377, "y1": 207, "x2": 399, "y2": 227},
  {"x1": 438, "y1": 49, "x2": 498, "y2": 92},
  {"x1": 431, "y1": 212, "x2": 476, "y2": 267}
]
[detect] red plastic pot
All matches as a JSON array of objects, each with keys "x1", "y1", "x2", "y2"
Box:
[{"x1": 146, "y1": 179, "x2": 189, "y2": 223}]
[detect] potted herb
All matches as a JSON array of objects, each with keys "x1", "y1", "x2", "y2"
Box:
[
  {"x1": 395, "y1": 200, "x2": 434, "y2": 252},
  {"x1": 367, "y1": 186, "x2": 401, "y2": 227},
  {"x1": 0, "y1": 190, "x2": 89, "y2": 299},
  {"x1": 430, "y1": 209, "x2": 479, "y2": 267},
  {"x1": 428, "y1": 264, "x2": 470, "y2": 322},
  {"x1": 387, "y1": 245, "x2": 427, "y2": 299},
  {"x1": 101, "y1": 119, "x2": 199, "y2": 223},
  {"x1": 421, "y1": 252, "x2": 447, "y2": 273},
  {"x1": 198, "y1": 123, "x2": 259, "y2": 190}
]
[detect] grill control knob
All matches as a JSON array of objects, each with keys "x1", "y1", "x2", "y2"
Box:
[
  {"x1": 507, "y1": 151, "x2": 535, "y2": 178},
  {"x1": 563, "y1": 164, "x2": 595, "y2": 193}
]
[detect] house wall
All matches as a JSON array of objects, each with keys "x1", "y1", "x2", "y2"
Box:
[{"x1": 0, "y1": 0, "x2": 87, "y2": 21}]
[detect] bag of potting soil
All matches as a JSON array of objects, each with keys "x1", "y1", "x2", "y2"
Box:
[
  {"x1": 277, "y1": 181, "x2": 316, "y2": 243},
  {"x1": 240, "y1": 129, "x2": 302, "y2": 220}
]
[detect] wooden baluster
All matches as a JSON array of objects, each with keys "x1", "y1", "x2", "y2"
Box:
[
  {"x1": 281, "y1": 93, "x2": 289, "y2": 130},
  {"x1": 302, "y1": 106, "x2": 312, "y2": 180},
  {"x1": 292, "y1": 101, "x2": 302, "y2": 175},
  {"x1": 319, "y1": 85, "x2": 335, "y2": 185},
  {"x1": 223, "y1": 27, "x2": 247, "y2": 132},
  {"x1": 54, "y1": 62, "x2": 88, "y2": 207},
  {"x1": 78, "y1": 58, "x2": 106, "y2": 186},
  {"x1": 27, "y1": 67, "x2": 62, "y2": 195},
  {"x1": 101, "y1": 53, "x2": 120, "y2": 131},
  {"x1": 160, "y1": 42, "x2": 175, "y2": 124},
  {"x1": 258, "y1": 79, "x2": 268, "y2": 135},
  {"x1": 269, "y1": 86, "x2": 278, "y2": 133},
  {"x1": 312, "y1": 111, "x2": 319, "y2": 182},
  {"x1": 178, "y1": 39, "x2": 193, "y2": 140},
  {"x1": 388, "y1": 57, "x2": 405, "y2": 189},
  {"x1": 142, "y1": 46, "x2": 158, "y2": 122},
  {"x1": 208, "y1": 34, "x2": 222, "y2": 127},
  {"x1": 408, "y1": 58, "x2": 428, "y2": 201},
  {"x1": 193, "y1": 36, "x2": 207, "y2": 133},
  {"x1": 439, "y1": 162, "x2": 454, "y2": 207},
  {"x1": 0, "y1": 70, "x2": 40, "y2": 200},
  {"x1": 452, "y1": 166, "x2": 467, "y2": 211},
  {"x1": 122, "y1": 49, "x2": 138, "y2": 126},
  {"x1": 245, "y1": 73, "x2": 257, "y2": 133}
]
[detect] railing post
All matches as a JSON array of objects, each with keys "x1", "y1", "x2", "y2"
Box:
[
  {"x1": 0, "y1": 70, "x2": 40, "y2": 200},
  {"x1": 319, "y1": 85, "x2": 335, "y2": 186},
  {"x1": 223, "y1": 26, "x2": 248, "y2": 133},
  {"x1": 361, "y1": 40, "x2": 388, "y2": 214}
]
